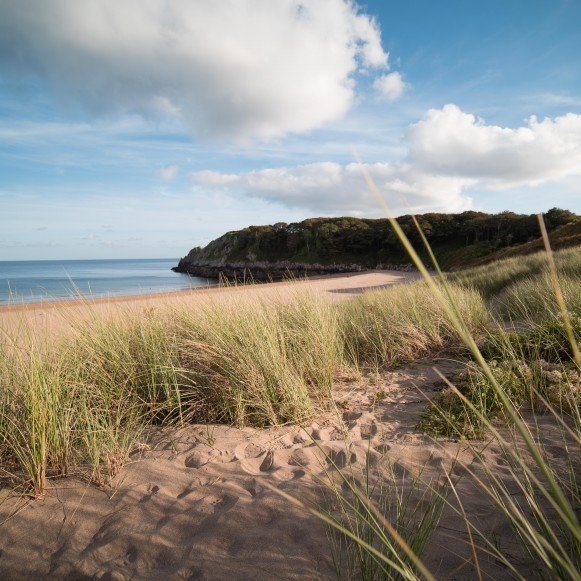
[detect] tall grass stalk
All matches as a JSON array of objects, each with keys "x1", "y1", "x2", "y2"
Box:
[
  {"x1": 538, "y1": 215, "x2": 581, "y2": 365},
  {"x1": 358, "y1": 162, "x2": 580, "y2": 578},
  {"x1": 433, "y1": 368, "x2": 580, "y2": 578},
  {"x1": 319, "y1": 445, "x2": 449, "y2": 581}
]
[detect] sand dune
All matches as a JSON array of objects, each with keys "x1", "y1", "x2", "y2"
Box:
[{"x1": 0, "y1": 354, "x2": 568, "y2": 579}]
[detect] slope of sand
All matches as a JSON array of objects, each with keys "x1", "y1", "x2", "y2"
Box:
[
  {"x1": 0, "y1": 357, "x2": 570, "y2": 579},
  {"x1": 0, "y1": 272, "x2": 570, "y2": 579}
]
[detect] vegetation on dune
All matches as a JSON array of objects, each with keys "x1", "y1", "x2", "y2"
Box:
[
  {"x1": 0, "y1": 282, "x2": 489, "y2": 494},
  {"x1": 421, "y1": 246, "x2": 581, "y2": 439},
  {"x1": 315, "y1": 204, "x2": 580, "y2": 580},
  {"x1": 340, "y1": 282, "x2": 488, "y2": 369},
  {"x1": 449, "y1": 244, "x2": 581, "y2": 298}
]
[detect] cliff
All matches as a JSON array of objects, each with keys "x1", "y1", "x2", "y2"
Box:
[{"x1": 173, "y1": 209, "x2": 580, "y2": 281}]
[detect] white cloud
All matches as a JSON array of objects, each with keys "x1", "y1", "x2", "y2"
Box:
[
  {"x1": 407, "y1": 104, "x2": 581, "y2": 187},
  {"x1": 191, "y1": 104, "x2": 581, "y2": 215},
  {"x1": 0, "y1": 0, "x2": 388, "y2": 142},
  {"x1": 191, "y1": 161, "x2": 473, "y2": 215},
  {"x1": 156, "y1": 165, "x2": 179, "y2": 181},
  {"x1": 373, "y1": 72, "x2": 406, "y2": 102}
]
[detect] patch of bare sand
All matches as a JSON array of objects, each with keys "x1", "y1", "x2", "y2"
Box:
[{"x1": 0, "y1": 357, "x2": 572, "y2": 579}]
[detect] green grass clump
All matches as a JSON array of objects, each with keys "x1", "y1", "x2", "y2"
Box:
[
  {"x1": 450, "y1": 245, "x2": 581, "y2": 298},
  {"x1": 340, "y1": 281, "x2": 488, "y2": 369},
  {"x1": 482, "y1": 316, "x2": 581, "y2": 364},
  {"x1": 497, "y1": 272, "x2": 581, "y2": 320},
  {"x1": 420, "y1": 315, "x2": 581, "y2": 438},
  {"x1": 0, "y1": 346, "x2": 75, "y2": 495},
  {"x1": 450, "y1": 250, "x2": 548, "y2": 298},
  {"x1": 173, "y1": 294, "x2": 340, "y2": 427},
  {"x1": 419, "y1": 357, "x2": 580, "y2": 439},
  {"x1": 0, "y1": 333, "x2": 149, "y2": 492},
  {"x1": 0, "y1": 292, "x2": 347, "y2": 492},
  {"x1": 69, "y1": 310, "x2": 186, "y2": 422}
]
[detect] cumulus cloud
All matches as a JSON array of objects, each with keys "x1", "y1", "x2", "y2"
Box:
[
  {"x1": 0, "y1": 0, "x2": 388, "y2": 141},
  {"x1": 191, "y1": 162, "x2": 473, "y2": 215},
  {"x1": 373, "y1": 72, "x2": 406, "y2": 102},
  {"x1": 407, "y1": 104, "x2": 581, "y2": 187},
  {"x1": 156, "y1": 165, "x2": 179, "y2": 181},
  {"x1": 191, "y1": 105, "x2": 581, "y2": 215}
]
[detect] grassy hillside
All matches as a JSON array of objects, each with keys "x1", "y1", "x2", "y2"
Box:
[
  {"x1": 462, "y1": 217, "x2": 581, "y2": 267},
  {"x1": 175, "y1": 208, "x2": 580, "y2": 278}
]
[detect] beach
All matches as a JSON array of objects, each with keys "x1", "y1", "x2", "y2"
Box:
[
  {"x1": 2, "y1": 2, "x2": 579, "y2": 577},
  {"x1": 0, "y1": 264, "x2": 577, "y2": 579},
  {"x1": 0, "y1": 270, "x2": 419, "y2": 336},
  {"x1": 2, "y1": 355, "x2": 529, "y2": 580}
]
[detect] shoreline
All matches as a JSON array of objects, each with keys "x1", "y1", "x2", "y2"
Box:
[
  {"x1": 0, "y1": 270, "x2": 421, "y2": 339},
  {"x1": 0, "y1": 270, "x2": 391, "y2": 314}
]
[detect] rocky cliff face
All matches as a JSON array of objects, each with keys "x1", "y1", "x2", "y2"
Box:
[
  {"x1": 171, "y1": 224, "x2": 379, "y2": 280},
  {"x1": 172, "y1": 255, "x2": 370, "y2": 281}
]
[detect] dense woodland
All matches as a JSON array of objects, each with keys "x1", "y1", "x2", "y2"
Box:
[{"x1": 175, "y1": 209, "x2": 580, "y2": 276}]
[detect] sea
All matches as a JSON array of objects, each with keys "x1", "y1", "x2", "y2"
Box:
[{"x1": 0, "y1": 258, "x2": 211, "y2": 305}]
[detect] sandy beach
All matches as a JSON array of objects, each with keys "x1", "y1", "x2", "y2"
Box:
[
  {"x1": 0, "y1": 269, "x2": 575, "y2": 579},
  {"x1": 2, "y1": 2, "x2": 578, "y2": 577},
  {"x1": 0, "y1": 357, "x2": 567, "y2": 579},
  {"x1": 0, "y1": 270, "x2": 420, "y2": 336}
]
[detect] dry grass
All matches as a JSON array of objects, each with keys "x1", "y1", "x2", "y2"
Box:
[{"x1": 340, "y1": 281, "x2": 488, "y2": 369}]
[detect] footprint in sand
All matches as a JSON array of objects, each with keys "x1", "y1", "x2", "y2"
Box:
[
  {"x1": 374, "y1": 443, "x2": 391, "y2": 453},
  {"x1": 311, "y1": 427, "x2": 333, "y2": 441},
  {"x1": 234, "y1": 442, "x2": 265, "y2": 461},
  {"x1": 327, "y1": 447, "x2": 358, "y2": 469},
  {"x1": 196, "y1": 493, "x2": 238, "y2": 515},
  {"x1": 259, "y1": 450, "x2": 283, "y2": 472},
  {"x1": 359, "y1": 422, "x2": 378, "y2": 440},
  {"x1": 426, "y1": 451, "x2": 444, "y2": 468},
  {"x1": 342, "y1": 410, "x2": 363, "y2": 422},
  {"x1": 94, "y1": 570, "x2": 126, "y2": 581},
  {"x1": 184, "y1": 450, "x2": 213, "y2": 468},
  {"x1": 243, "y1": 480, "x2": 263, "y2": 497},
  {"x1": 292, "y1": 431, "x2": 312, "y2": 445},
  {"x1": 184, "y1": 447, "x2": 233, "y2": 468},
  {"x1": 288, "y1": 448, "x2": 312, "y2": 467}
]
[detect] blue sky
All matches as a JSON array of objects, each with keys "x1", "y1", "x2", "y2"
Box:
[{"x1": 1, "y1": 0, "x2": 580, "y2": 260}]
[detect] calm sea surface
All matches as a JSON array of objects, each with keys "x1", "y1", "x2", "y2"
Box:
[{"x1": 0, "y1": 259, "x2": 211, "y2": 304}]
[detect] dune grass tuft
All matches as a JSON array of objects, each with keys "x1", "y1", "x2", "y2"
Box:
[
  {"x1": 450, "y1": 245, "x2": 581, "y2": 298},
  {"x1": 340, "y1": 281, "x2": 488, "y2": 370}
]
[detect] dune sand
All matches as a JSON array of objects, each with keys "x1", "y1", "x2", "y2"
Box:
[{"x1": 0, "y1": 271, "x2": 570, "y2": 579}]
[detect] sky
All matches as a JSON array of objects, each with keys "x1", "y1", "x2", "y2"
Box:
[{"x1": 0, "y1": 0, "x2": 580, "y2": 260}]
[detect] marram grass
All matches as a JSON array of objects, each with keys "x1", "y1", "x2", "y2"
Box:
[
  {"x1": 0, "y1": 283, "x2": 488, "y2": 495},
  {"x1": 343, "y1": 168, "x2": 580, "y2": 580},
  {"x1": 0, "y1": 241, "x2": 580, "y2": 580}
]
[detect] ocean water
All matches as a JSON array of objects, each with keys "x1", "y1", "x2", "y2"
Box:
[{"x1": 0, "y1": 258, "x2": 211, "y2": 305}]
